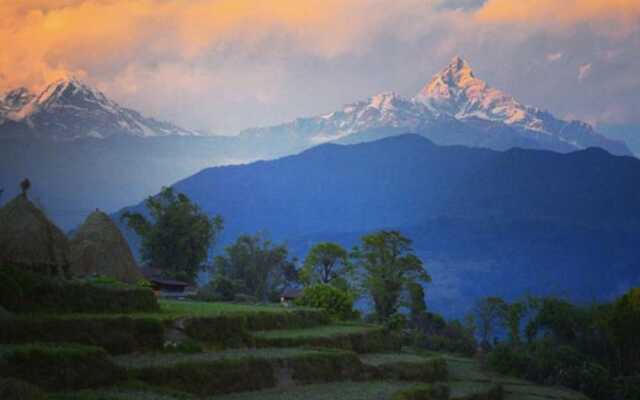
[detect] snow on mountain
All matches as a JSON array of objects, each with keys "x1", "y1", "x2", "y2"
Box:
[
  {"x1": 0, "y1": 78, "x2": 200, "y2": 141},
  {"x1": 240, "y1": 56, "x2": 631, "y2": 156},
  {"x1": 415, "y1": 56, "x2": 545, "y2": 131}
]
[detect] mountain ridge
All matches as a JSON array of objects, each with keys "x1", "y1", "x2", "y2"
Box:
[
  {"x1": 239, "y1": 56, "x2": 630, "y2": 156},
  {"x1": 0, "y1": 77, "x2": 201, "y2": 141}
]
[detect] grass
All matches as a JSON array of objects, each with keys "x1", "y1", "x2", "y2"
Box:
[
  {"x1": 253, "y1": 323, "x2": 379, "y2": 339},
  {"x1": 17, "y1": 300, "x2": 320, "y2": 321},
  {"x1": 360, "y1": 353, "x2": 436, "y2": 367},
  {"x1": 208, "y1": 382, "x2": 416, "y2": 400},
  {"x1": 112, "y1": 348, "x2": 325, "y2": 369}
]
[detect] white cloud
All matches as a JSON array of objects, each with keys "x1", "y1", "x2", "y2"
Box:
[
  {"x1": 546, "y1": 52, "x2": 563, "y2": 62},
  {"x1": 578, "y1": 63, "x2": 593, "y2": 81}
]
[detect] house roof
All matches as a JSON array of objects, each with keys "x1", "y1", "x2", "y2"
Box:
[
  {"x1": 281, "y1": 287, "x2": 302, "y2": 299},
  {"x1": 150, "y1": 277, "x2": 189, "y2": 287}
]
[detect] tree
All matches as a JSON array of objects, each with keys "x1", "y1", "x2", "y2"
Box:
[
  {"x1": 212, "y1": 232, "x2": 298, "y2": 302},
  {"x1": 499, "y1": 300, "x2": 527, "y2": 344},
  {"x1": 352, "y1": 230, "x2": 430, "y2": 321},
  {"x1": 300, "y1": 242, "x2": 350, "y2": 287},
  {"x1": 473, "y1": 296, "x2": 506, "y2": 348},
  {"x1": 609, "y1": 288, "x2": 640, "y2": 375},
  {"x1": 407, "y1": 282, "x2": 427, "y2": 322},
  {"x1": 122, "y1": 187, "x2": 222, "y2": 283}
]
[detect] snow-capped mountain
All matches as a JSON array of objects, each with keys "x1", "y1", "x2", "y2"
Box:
[
  {"x1": 0, "y1": 78, "x2": 200, "y2": 141},
  {"x1": 240, "y1": 56, "x2": 631, "y2": 156}
]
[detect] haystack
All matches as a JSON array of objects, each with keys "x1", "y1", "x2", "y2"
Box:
[
  {"x1": 0, "y1": 194, "x2": 70, "y2": 276},
  {"x1": 69, "y1": 210, "x2": 142, "y2": 284}
]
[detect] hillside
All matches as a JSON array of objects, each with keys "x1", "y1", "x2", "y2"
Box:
[{"x1": 120, "y1": 135, "x2": 640, "y2": 316}]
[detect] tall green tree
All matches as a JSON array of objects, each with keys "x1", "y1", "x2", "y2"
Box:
[
  {"x1": 498, "y1": 300, "x2": 527, "y2": 344},
  {"x1": 122, "y1": 187, "x2": 222, "y2": 283},
  {"x1": 300, "y1": 242, "x2": 350, "y2": 287},
  {"x1": 212, "y1": 232, "x2": 298, "y2": 302},
  {"x1": 352, "y1": 230, "x2": 430, "y2": 321},
  {"x1": 473, "y1": 296, "x2": 506, "y2": 348}
]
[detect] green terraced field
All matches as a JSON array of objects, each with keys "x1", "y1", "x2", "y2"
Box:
[
  {"x1": 208, "y1": 382, "x2": 415, "y2": 400},
  {"x1": 360, "y1": 352, "x2": 436, "y2": 366},
  {"x1": 112, "y1": 348, "x2": 326, "y2": 369},
  {"x1": 20, "y1": 300, "x2": 320, "y2": 321},
  {"x1": 253, "y1": 323, "x2": 379, "y2": 339}
]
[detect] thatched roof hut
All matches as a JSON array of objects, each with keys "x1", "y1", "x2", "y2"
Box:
[
  {"x1": 0, "y1": 194, "x2": 70, "y2": 276},
  {"x1": 69, "y1": 210, "x2": 142, "y2": 284}
]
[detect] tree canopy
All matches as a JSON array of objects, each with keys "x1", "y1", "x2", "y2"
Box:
[
  {"x1": 211, "y1": 232, "x2": 298, "y2": 302},
  {"x1": 352, "y1": 230, "x2": 430, "y2": 321},
  {"x1": 300, "y1": 242, "x2": 351, "y2": 287},
  {"x1": 121, "y1": 187, "x2": 222, "y2": 283}
]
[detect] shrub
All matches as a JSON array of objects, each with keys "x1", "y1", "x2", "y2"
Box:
[
  {"x1": 410, "y1": 314, "x2": 477, "y2": 356},
  {"x1": 487, "y1": 344, "x2": 529, "y2": 376},
  {"x1": 365, "y1": 358, "x2": 448, "y2": 382},
  {"x1": 488, "y1": 342, "x2": 612, "y2": 400},
  {"x1": 295, "y1": 284, "x2": 356, "y2": 320},
  {"x1": 132, "y1": 357, "x2": 276, "y2": 396},
  {"x1": 0, "y1": 317, "x2": 164, "y2": 354},
  {"x1": 0, "y1": 265, "x2": 158, "y2": 314},
  {"x1": 385, "y1": 313, "x2": 408, "y2": 331},
  {"x1": 0, "y1": 378, "x2": 47, "y2": 400},
  {"x1": 183, "y1": 316, "x2": 253, "y2": 348},
  {"x1": 286, "y1": 351, "x2": 363, "y2": 383},
  {"x1": 0, "y1": 344, "x2": 125, "y2": 391}
]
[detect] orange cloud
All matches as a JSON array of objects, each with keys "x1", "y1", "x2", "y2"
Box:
[
  {"x1": 475, "y1": 0, "x2": 640, "y2": 32},
  {"x1": 0, "y1": 0, "x2": 401, "y2": 91}
]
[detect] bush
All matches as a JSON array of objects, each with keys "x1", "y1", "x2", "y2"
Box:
[
  {"x1": 0, "y1": 317, "x2": 164, "y2": 354},
  {"x1": 487, "y1": 344, "x2": 529, "y2": 376},
  {"x1": 132, "y1": 358, "x2": 276, "y2": 396},
  {"x1": 0, "y1": 265, "x2": 159, "y2": 314},
  {"x1": 0, "y1": 344, "x2": 125, "y2": 391},
  {"x1": 0, "y1": 378, "x2": 46, "y2": 400},
  {"x1": 410, "y1": 317, "x2": 477, "y2": 357},
  {"x1": 285, "y1": 351, "x2": 363, "y2": 383},
  {"x1": 184, "y1": 316, "x2": 253, "y2": 348},
  {"x1": 364, "y1": 358, "x2": 448, "y2": 382},
  {"x1": 488, "y1": 342, "x2": 612, "y2": 400},
  {"x1": 295, "y1": 284, "x2": 356, "y2": 320}
]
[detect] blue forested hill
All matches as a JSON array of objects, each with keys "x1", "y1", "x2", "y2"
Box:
[{"x1": 120, "y1": 134, "x2": 640, "y2": 316}]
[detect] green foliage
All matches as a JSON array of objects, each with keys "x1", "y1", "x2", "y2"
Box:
[
  {"x1": 352, "y1": 230, "x2": 430, "y2": 322},
  {"x1": 609, "y1": 288, "x2": 640, "y2": 375},
  {"x1": 498, "y1": 301, "x2": 527, "y2": 344},
  {"x1": 211, "y1": 232, "x2": 298, "y2": 302},
  {"x1": 385, "y1": 313, "x2": 408, "y2": 332},
  {"x1": 410, "y1": 316, "x2": 477, "y2": 356},
  {"x1": 0, "y1": 344, "x2": 125, "y2": 391},
  {"x1": 0, "y1": 265, "x2": 158, "y2": 314},
  {"x1": 0, "y1": 378, "x2": 46, "y2": 400},
  {"x1": 363, "y1": 355, "x2": 448, "y2": 382},
  {"x1": 136, "y1": 279, "x2": 153, "y2": 289},
  {"x1": 300, "y1": 242, "x2": 350, "y2": 286},
  {"x1": 132, "y1": 357, "x2": 276, "y2": 396},
  {"x1": 184, "y1": 315, "x2": 253, "y2": 348},
  {"x1": 295, "y1": 284, "x2": 356, "y2": 320},
  {"x1": 0, "y1": 317, "x2": 164, "y2": 354},
  {"x1": 472, "y1": 296, "x2": 506, "y2": 348},
  {"x1": 488, "y1": 342, "x2": 611, "y2": 400},
  {"x1": 392, "y1": 383, "x2": 450, "y2": 400},
  {"x1": 122, "y1": 187, "x2": 223, "y2": 283},
  {"x1": 408, "y1": 282, "x2": 427, "y2": 320},
  {"x1": 285, "y1": 351, "x2": 363, "y2": 384}
]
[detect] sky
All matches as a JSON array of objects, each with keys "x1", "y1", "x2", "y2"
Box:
[{"x1": 1, "y1": 0, "x2": 639, "y2": 134}]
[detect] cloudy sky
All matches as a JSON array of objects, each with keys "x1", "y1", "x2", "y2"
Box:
[{"x1": 1, "y1": 0, "x2": 639, "y2": 134}]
